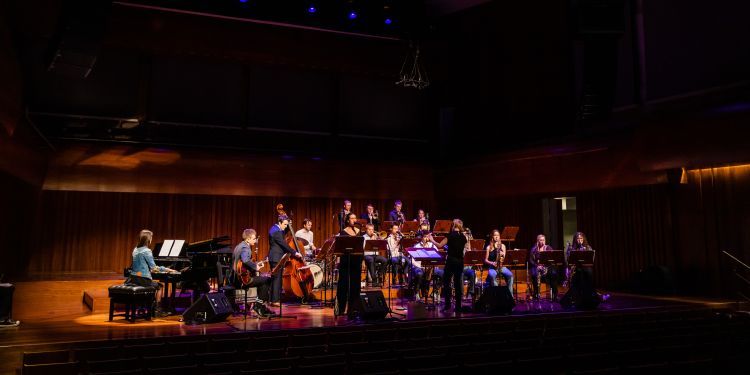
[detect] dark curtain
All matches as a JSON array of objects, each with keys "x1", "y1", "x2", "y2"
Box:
[{"x1": 576, "y1": 184, "x2": 674, "y2": 290}]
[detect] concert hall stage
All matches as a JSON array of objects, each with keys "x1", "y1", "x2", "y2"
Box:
[{"x1": 1, "y1": 275, "x2": 744, "y2": 374}]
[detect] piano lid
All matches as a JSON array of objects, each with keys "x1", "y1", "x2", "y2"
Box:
[{"x1": 185, "y1": 235, "x2": 232, "y2": 254}]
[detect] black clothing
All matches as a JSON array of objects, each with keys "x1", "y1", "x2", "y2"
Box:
[{"x1": 336, "y1": 229, "x2": 363, "y2": 317}]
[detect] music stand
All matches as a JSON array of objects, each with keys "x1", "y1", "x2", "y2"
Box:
[
  {"x1": 463, "y1": 250, "x2": 486, "y2": 300},
  {"x1": 332, "y1": 236, "x2": 364, "y2": 318},
  {"x1": 355, "y1": 218, "x2": 368, "y2": 230},
  {"x1": 268, "y1": 253, "x2": 296, "y2": 320},
  {"x1": 432, "y1": 220, "x2": 452, "y2": 234},
  {"x1": 401, "y1": 221, "x2": 419, "y2": 234},
  {"x1": 504, "y1": 249, "x2": 528, "y2": 302},
  {"x1": 406, "y1": 247, "x2": 446, "y2": 310},
  {"x1": 469, "y1": 239, "x2": 486, "y2": 251},
  {"x1": 365, "y1": 239, "x2": 403, "y2": 318},
  {"x1": 383, "y1": 221, "x2": 398, "y2": 231},
  {"x1": 500, "y1": 226, "x2": 519, "y2": 249},
  {"x1": 567, "y1": 250, "x2": 595, "y2": 267},
  {"x1": 317, "y1": 237, "x2": 336, "y2": 307},
  {"x1": 538, "y1": 250, "x2": 565, "y2": 301}
]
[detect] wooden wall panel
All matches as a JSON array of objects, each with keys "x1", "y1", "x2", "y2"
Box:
[{"x1": 30, "y1": 191, "x2": 433, "y2": 275}]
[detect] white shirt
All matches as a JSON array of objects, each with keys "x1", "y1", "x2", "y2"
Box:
[
  {"x1": 294, "y1": 228, "x2": 314, "y2": 253},
  {"x1": 387, "y1": 234, "x2": 400, "y2": 258}
]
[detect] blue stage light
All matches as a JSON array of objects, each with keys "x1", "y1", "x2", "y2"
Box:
[
  {"x1": 308, "y1": 6, "x2": 317, "y2": 14},
  {"x1": 384, "y1": 18, "x2": 392, "y2": 25},
  {"x1": 348, "y1": 12, "x2": 357, "y2": 20}
]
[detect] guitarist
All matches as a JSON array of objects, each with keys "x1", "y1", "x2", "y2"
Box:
[{"x1": 232, "y1": 229, "x2": 275, "y2": 317}]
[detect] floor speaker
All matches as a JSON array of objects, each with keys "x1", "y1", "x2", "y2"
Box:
[
  {"x1": 354, "y1": 291, "x2": 389, "y2": 320},
  {"x1": 182, "y1": 292, "x2": 232, "y2": 323},
  {"x1": 476, "y1": 286, "x2": 515, "y2": 315}
]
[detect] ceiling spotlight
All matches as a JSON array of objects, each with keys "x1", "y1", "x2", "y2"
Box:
[
  {"x1": 308, "y1": 6, "x2": 317, "y2": 14},
  {"x1": 384, "y1": 18, "x2": 392, "y2": 25},
  {"x1": 348, "y1": 11, "x2": 357, "y2": 20}
]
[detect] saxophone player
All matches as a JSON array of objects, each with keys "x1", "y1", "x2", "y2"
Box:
[
  {"x1": 484, "y1": 229, "x2": 514, "y2": 297},
  {"x1": 564, "y1": 232, "x2": 594, "y2": 288},
  {"x1": 528, "y1": 234, "x2": 558, "y2": 301}
]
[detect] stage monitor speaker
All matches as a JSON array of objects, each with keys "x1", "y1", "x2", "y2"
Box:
[
  {"x1": 182, "y1": 292, "x2": 232, "y2": 323},
  {"x1": 354, "y1": 291, "x2": 389, "y2": 320},
  {"x1": 475, "y1": 286, "x2": 514, "y2": 315}
]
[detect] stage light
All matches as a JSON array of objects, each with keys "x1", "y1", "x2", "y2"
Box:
[
  {"x1": 348, "y1": 11, "x2": 357, "y2": 20},
  {"x1": 384, "y1": 18, "x2": 392, "y2": 25},
  {"x1": 239, "y1": 0, "x2": 248, "y2": 3},
  {"x1": 308, "y1": 6, "x2": 317, "y2": 14}
]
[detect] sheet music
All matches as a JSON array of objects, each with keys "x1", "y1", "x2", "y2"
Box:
[
  {"x1": 158, "y1": 240, "x2": 174, "y2": 257},
  {"x1": 169, "y1": 239, "x2": 185, "y2": 257}
]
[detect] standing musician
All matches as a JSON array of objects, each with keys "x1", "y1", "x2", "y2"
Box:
[
  {"x1": 336, "y1": 213, "x2": 363, "y2": 318},
  {"x1": 412, "y1": 230, "x2": 444, "y2": 301},
  {"x1": 388, "y1": 200, "x2": 406, "y2": 224},
  {"x1": 362, "y1": 204, "x2": 381, "y2": 231},
  {"x1": 294, "y1": 218, "x2": 317, "y2": 262},
  {"x1": 337, "y1": 200, "x2": 353, "y2": 232},
  {"x1": 268, "y1": 215, "x2": 302, "y2": 306},
  {"x1": 415, "y1": 209, "x2": 430, "y2": 230},
  {"x1": 528, "y1": 234, "x2": 558, "y2": 301},
  {"x1": 428, "y1": 219, "x2": 468, "y2": 313},
  {"x1": 363, "y1": 224, "x2": 387, "y2": 286},
  {"x1": 231, "y1": 229, "x2": 275, "y2": 317},
  {"x1": 485, "y1": 229, "x2": 514, "y2": 297},
  {"x1": 386, "y1": 223, "x2": 405, "y2": 285}
]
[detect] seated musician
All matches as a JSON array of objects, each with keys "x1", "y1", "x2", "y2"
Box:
[
  {"x1": 363, "y1": 224, "x2": 387, "y2": 286},
  {"x1": 130, "y1": 229, "x2": 177, "y2": 289},
  {"x1": 336, "y1": 213, "x2": 363, "y2": 318},
  {"x1": 337, "y1": 200, "x2": 353, "y2": 232},
  {"x1": 362, "y1": 204, "x2": 381, "y2": 231},
  {"x1": 386, "y1": 223, "x2": 405, "y2": 285},
  {"x1": 232, "y1": 229, "x2": 275, "y2": 317},
  {"x1": 485, "y1": 229, "x2": 514, "y2": 297},
  {"x1": 294, "y1": 218, "x2": 317, "y2": 262},
  {"x1": 129, "y1": 229, "x2": 176, "y2": 316},
  {"x1": 412, "y1": 229, "x2": 444, "y2": 301},
  {"x1": 415, "y1": 209, "x2": 430, "y2": 230},
  {"x1": 528, "y1": 234, "x2": 559, "y2": 301},
  {"x1": 564, "y1": 231, "x2": 594, "y2": 289},
  {"x1": 388, "y1": 200, "x2": 406, "y2": 223}
]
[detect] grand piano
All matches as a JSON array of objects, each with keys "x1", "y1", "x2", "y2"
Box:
[{"x1": 153, "y1": 235, "x2": 232, "y2": 307}]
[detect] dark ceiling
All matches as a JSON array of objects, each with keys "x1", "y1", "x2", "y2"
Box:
[{"x1": 7, "y1": 0, "x2": 750, "y2": 160}]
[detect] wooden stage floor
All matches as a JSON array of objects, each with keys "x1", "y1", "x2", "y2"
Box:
[{"x1": 0, "y1": 276, "x2": 741, "y2": 374}]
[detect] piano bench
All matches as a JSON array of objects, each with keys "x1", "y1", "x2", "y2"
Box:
[{"x1": 108, "y1": 284, "x2": 157, "y2": 322}]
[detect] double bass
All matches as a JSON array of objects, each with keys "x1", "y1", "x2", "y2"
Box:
[{"x1": 276, "y1": 204, "x2": 315, "y2": 300}]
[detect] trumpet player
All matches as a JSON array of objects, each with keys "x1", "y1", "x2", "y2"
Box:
[
  {"x1": 388, "y1": 200, "x2": 406, "y2": 224},
  {"x1": 362, "y1": 204, "x2": 381, "y2": 231},
  {"x1": 337, "y1": 200, "x2": 353, "y2": 232},
  {"x1": 485, "y1": 229, "x2": 514, "y2": 297},
  {"x1": 528, "y1": 234, "x2": 558, "y2": 301},
  {"x1": 386, "y1": 223, "x2": 405, "y2": 285},
  {"x1": 363, "y1": 224, "x2": 387, "y2": 286}
]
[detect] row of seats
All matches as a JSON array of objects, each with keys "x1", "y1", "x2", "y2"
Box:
[{"x1": 21, "y1": 307, "x2": 750, "y2": 374}]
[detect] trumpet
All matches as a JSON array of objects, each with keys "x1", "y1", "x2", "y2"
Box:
[{"x1": 377, "y1": 230, "x2": 388, "y2": 239}]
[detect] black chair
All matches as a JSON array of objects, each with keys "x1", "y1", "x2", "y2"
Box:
[{"x1": 108, "y1": 284, "x2": 157, "y2": 322}]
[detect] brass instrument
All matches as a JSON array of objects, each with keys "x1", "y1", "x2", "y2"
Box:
[{"x1": 378, "y1": 230, "x2": 388, "y2": 239}]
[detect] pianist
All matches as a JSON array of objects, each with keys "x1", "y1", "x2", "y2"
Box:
[{"x1": 130, "y1": 229, "x2": 177, "y2": 289}]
